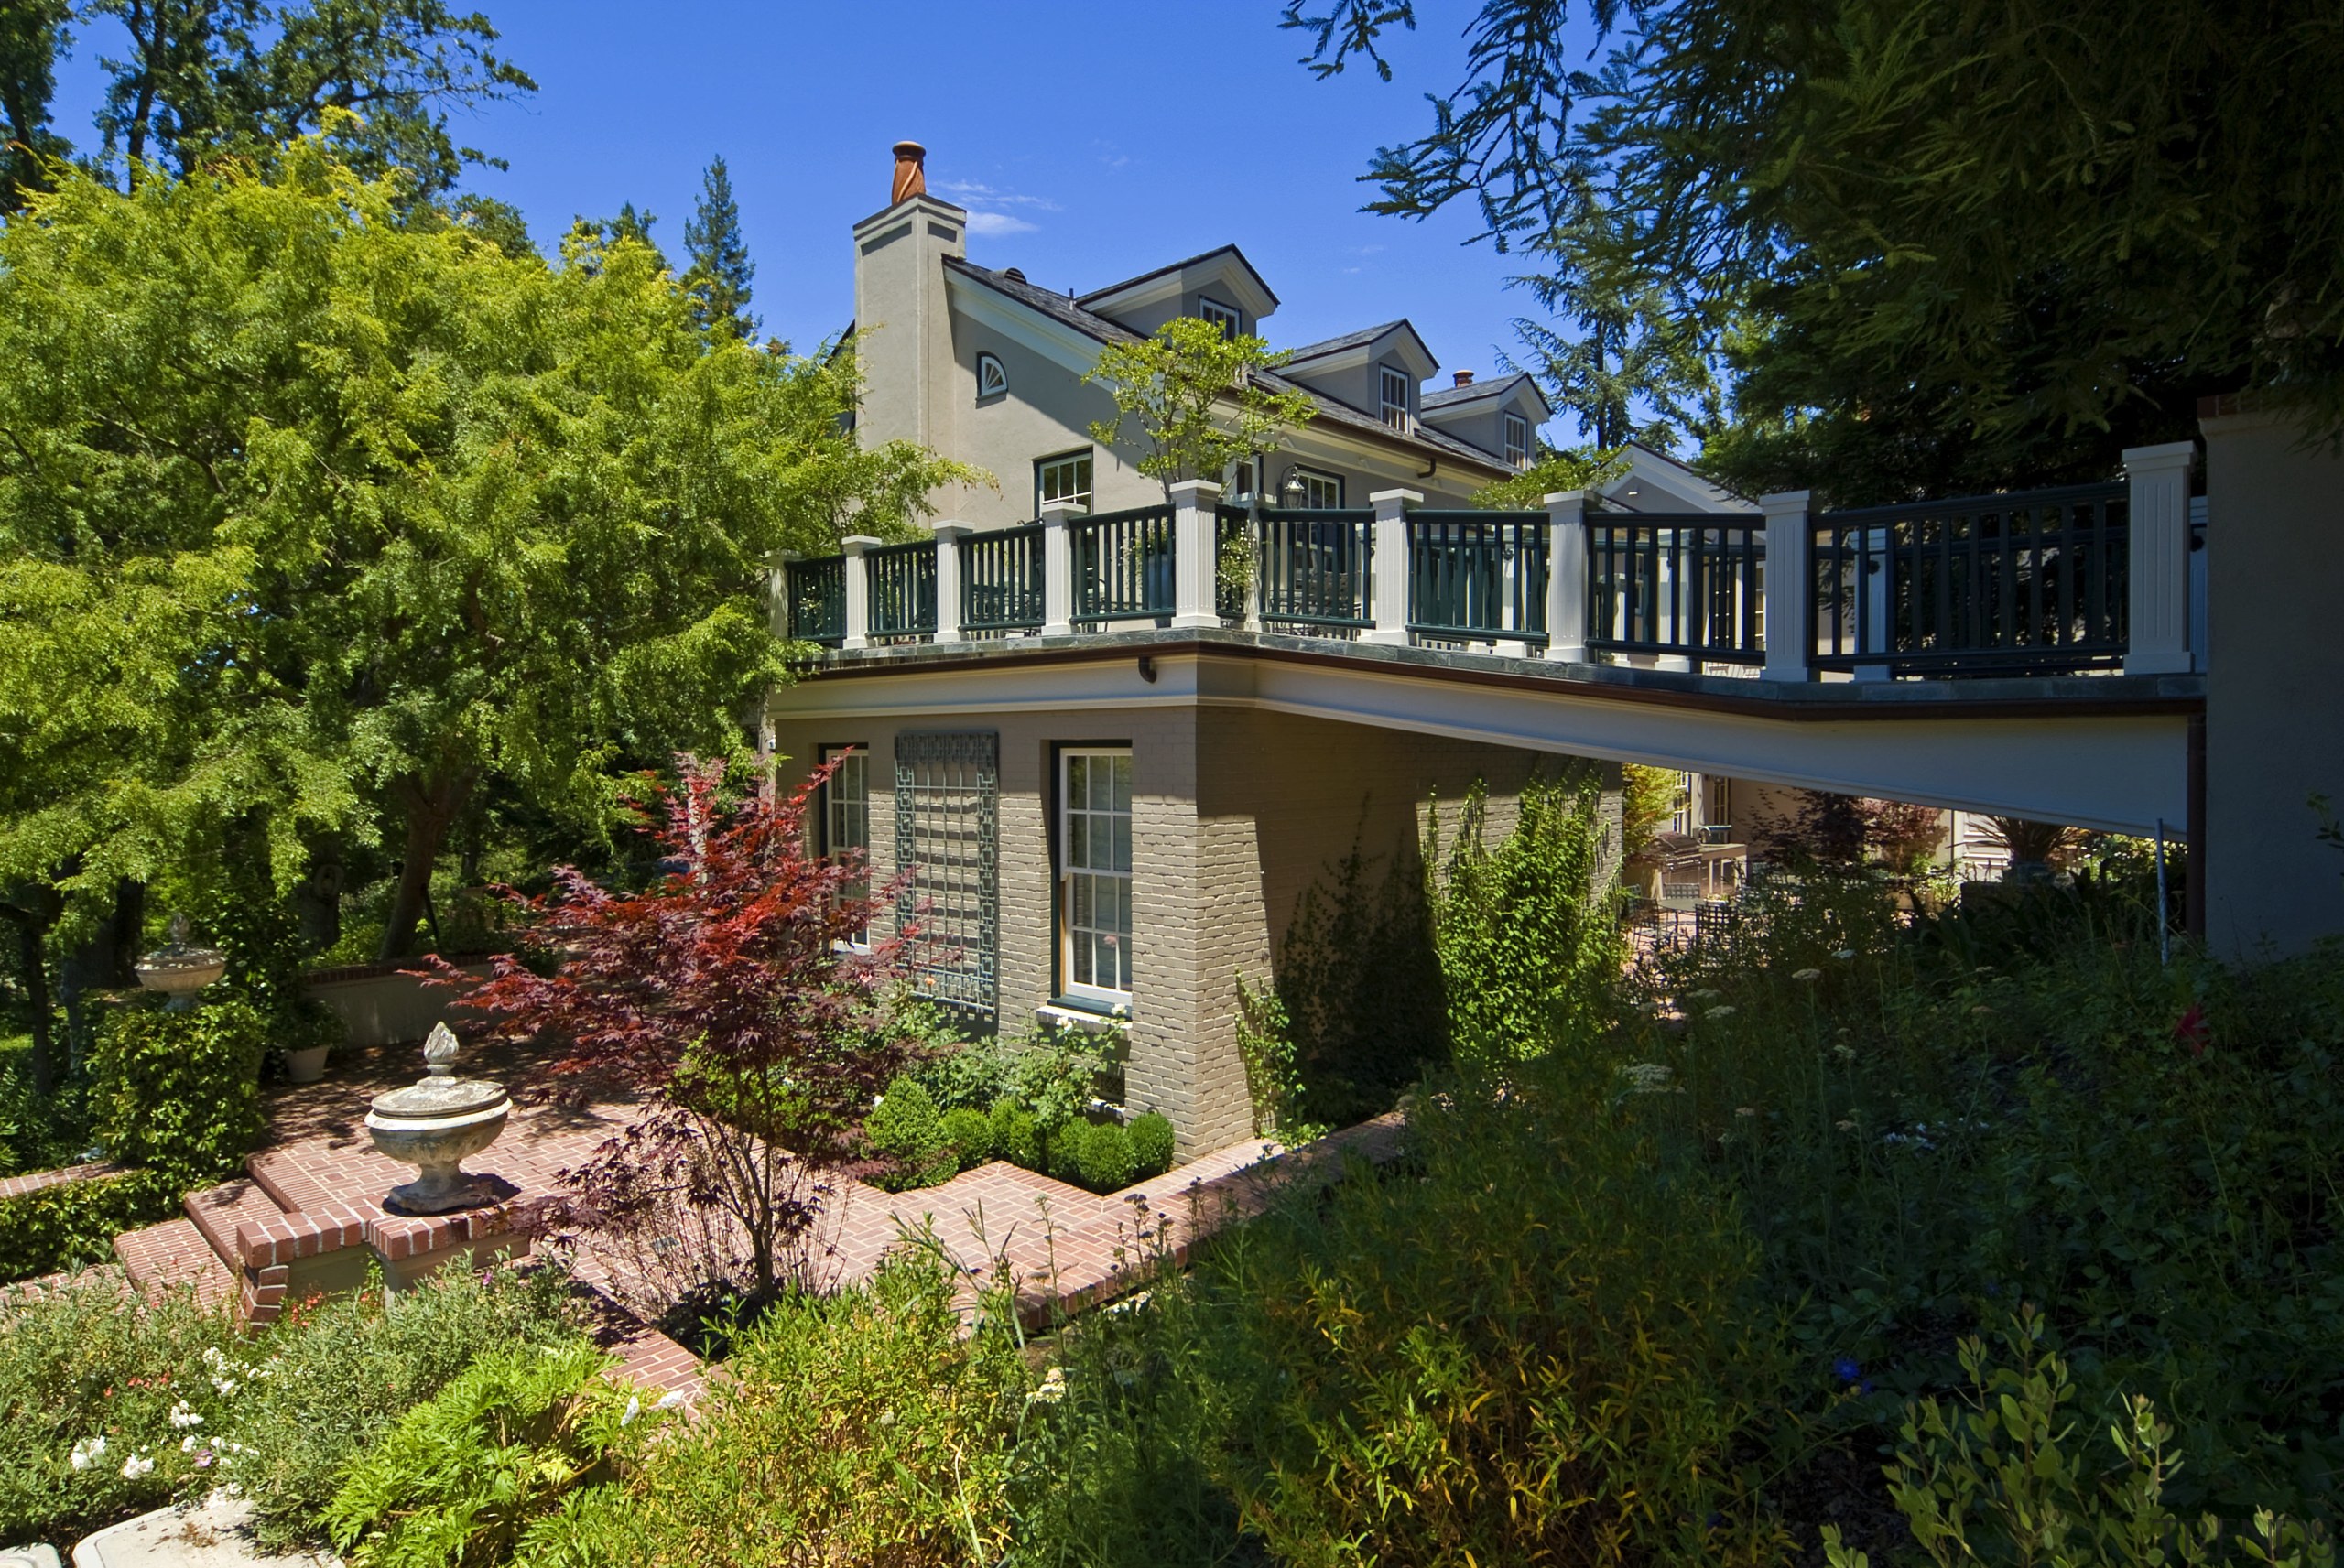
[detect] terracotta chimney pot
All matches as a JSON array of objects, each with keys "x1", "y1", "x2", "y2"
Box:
[
  {"x1": 1453, "y1": 370, "x2": 1475, "y2": 388},
  {"x1": 891, "y1": 141, "x2": 927, "y2": 205}
]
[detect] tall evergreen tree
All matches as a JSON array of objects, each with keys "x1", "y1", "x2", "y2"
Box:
[
  {"x1": 0, "y1": 0, "x2": 71, "y2": 213},
  {"x1": 682, "y1": 154, "x2": 755, "y2": 342}
]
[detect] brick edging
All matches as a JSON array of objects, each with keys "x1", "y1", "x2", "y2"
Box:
[{"x1": 0, "y1": 1160, "x2": 126, "y2": 1203}]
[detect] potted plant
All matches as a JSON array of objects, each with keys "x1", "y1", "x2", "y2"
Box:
[{"x1": 281, "y1": 999, "x2": 346, "y2": 1084}]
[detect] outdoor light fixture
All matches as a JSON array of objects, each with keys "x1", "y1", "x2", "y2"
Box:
[{"x1": 1137, "y1": 654, "x2": 1158, "y2": 683}]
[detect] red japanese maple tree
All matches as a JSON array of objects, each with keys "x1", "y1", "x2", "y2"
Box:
[{"x1": 425, "y1": 756, "x2": 921, "y2": 1296}]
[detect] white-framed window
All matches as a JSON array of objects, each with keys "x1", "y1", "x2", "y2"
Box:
[
  {"x1": 1198, "y1": 297, "x2": 1242, "y2": 339},
  {"x1": 1504, "y1": 412, "x2": 1531, "y2": 469},
  {"x1": 1289, "y1": 467, "x2": 1343, "y2": 509},
  {"x1": 1380, "y1": 365, "x2": 1411, "y2": 430},
  {"x1": 975, "y1": 351, "x2": 1007, "y2": 400},
  {"x1": 818, "y1": 743, "x2": 870, "y2": 944},
  {"x1": 1059, "y1": 748, "x2": 1134, "y2": 1003},
  {"x1": 1228, "y1": 456, "x2": 1258, "y2": 502},
  {"x1": 1036, "y1": 449, "x2": 1092, "y2": 514},
  {"x1": 1672, "y1": 771, "x2": 1698, "y2": 838}
]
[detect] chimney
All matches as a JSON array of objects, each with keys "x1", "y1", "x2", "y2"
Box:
[
  {"x1": 890, "y1": 140, "x2": 927, "y2": 205},
  {"x1": 1453, "y1": 371, "x2": 1475, "y2": 388}
]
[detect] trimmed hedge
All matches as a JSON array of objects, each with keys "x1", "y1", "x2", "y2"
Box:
[
  {"x1": 0, "y1": 1167, "x2": 179, "y2": 1284},
  {"x1": 92, "y1": 996, "x2": 266, "y2": 1182}
]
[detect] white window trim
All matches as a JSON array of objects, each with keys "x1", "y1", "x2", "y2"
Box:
[
  {"x1": 1036, "y1": 448, "x2": 1094, "y2": 515},
  {"x1": 1198, "y1": 297, "x2": 1242, "y2": 338},
  {"x1": 1379, "y1": 365, "x2": 1411, "y2": 431},
  {"x1": 1504, "y1": 412, "x2": 1531, "y2": 469},
  {"x1": 1058, "y1": 747, "x2": 1134, "y2": 1006},
  {"x1": 819, "y1": 743, "x2": 872, "y2": 951},
  {"x1": 975, "y1": 351, "x2": 1007, "y2": 400},
  {"x1": 1290, "y1": 466, "x2": 1344, "y2": 509}
]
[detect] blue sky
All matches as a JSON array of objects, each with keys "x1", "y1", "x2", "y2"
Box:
[{"x1": 50, "y1": 0, "x2": 1591, "y2": 437}]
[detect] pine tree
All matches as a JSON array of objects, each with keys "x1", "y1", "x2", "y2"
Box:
[{"x1": 682, "y1": 154, "x2": 755, "y2": 343}]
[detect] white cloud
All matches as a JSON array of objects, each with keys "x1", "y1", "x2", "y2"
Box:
[{"x1": 965, "y1": 211, "x2": 1039, "y2": 237}]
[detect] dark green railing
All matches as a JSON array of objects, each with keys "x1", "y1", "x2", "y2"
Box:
[
  {"x1": 961, "y1": 523, "x2": 1045, "y2": 633},
  {"x1": 1405, "y1": 511, "x2": 1549, "y2": 645},
  {"x1": 786, "y1": 556, "x2": 846, "y2": 645},
  {"x1": 1069, "y1": 504, "x2": 1175, "y2": 623},
  {"x1": 1253, "y1": 507, "x2": 1373, "y2": 630},
  {"x1": 864, "y1": 539, "x2": 938, "y2": 640},
  {"x1": 1588, "y1": 513, "x2": 1766, "y2": 665},
  {"x1": 1813, "y1": 481, "x2": 2128, "y2": 675}
]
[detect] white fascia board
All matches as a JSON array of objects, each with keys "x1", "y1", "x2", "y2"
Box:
[
  {"x1": 1282, "y1": 417, "x2": 1507, "y2": 483},
  {"x1": 770, "y1": 651, "x2": 2188, "y2": 834},
  {"x1": 946, "y1": 273, "x2": 1105, "y2": 377},
  {"x1": 1601, "y1": 445, "x2": 1747, "y2": 512}
]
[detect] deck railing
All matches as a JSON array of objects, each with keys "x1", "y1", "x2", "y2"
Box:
[
  {"x1": 864, "y1": 538, "x2": 939, "y2": 641},
  {"x1": 1588, "y1": 513, "x2": 1767, "y2": 665},
  {"x1": 783, "y1": 462, "x2": 2194, "y2": 681},
  {"x1": 1405, "y1": 511, "x2": 1548, "y2": 646},
  {"x1": 960, "y1": 523, "x2": 1045, "y2": 634},
  {"x1": 1069, "y1": 504, "x2": 1176, "y2": 624},
  {"x1": 1812, "y1": 481, "x2": 2129, "y2": 675},
  {"x1": 1251, "y1": 507, "x2": 1374, "y2": 631}
]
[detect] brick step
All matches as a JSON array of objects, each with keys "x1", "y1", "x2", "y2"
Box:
[
  {"x1": 245, "y1": 1144, "x2": 331, "y2": 1216},
  {"x1": 114, "y1": 1217, "x2": 235, "y2": 1307},
  {"x1": 181, "y1": 1178, "x2": 286, "y2": 1273}
]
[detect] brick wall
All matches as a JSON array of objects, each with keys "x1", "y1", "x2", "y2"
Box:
[{"x1": 771, "y1": 708, "x2": 1619, "y2": 1155}]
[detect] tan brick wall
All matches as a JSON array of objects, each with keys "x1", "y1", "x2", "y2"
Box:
[{"x1": 770, "y1": 708, "x2": 1618, "y2": 1156}]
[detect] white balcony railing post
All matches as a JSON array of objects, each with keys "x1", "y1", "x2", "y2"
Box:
[
  {"x1": 1760, "y1": 491, "x2": 1812, "y2": 683},
  {"x1": 2122, "y1": 440, "x2": 2197, "y2": 676},
  {"x1": 1168, "y1": 480, "x2": 1221, "y2": 630},
  {"x1": 929, "y1": 523, "x2": 968, "y2": 643},
  {"x1": 1544, "y1": 491, "x2": 1589, "y2": 662},
  {"x1": 841, "y1": 535, "x2": 880, "y2": 650},
  {"x1": 1365, "y1": 488, "x2": 1420, "y2": 645},
  {"x1": 769, "y1": 549, "x2": 798, "y2": 641},
  {"x1": 1039, "y1": 504, "x2": 1079, "y2": 637}
]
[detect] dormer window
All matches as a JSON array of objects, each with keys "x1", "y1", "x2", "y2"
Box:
[
  {"x1": 1504, "y1": 412, "x2": 1531, "y2": 469},
  {"x1": 1380, "y1": 366, "x2": 1410, "y2": 431},
  {"x1": 976, "y1": 351, "x2": 1007, "y2": 400},
  {"x1": 1198, "y1": 297, "x2": 1242, "y2": 339}
]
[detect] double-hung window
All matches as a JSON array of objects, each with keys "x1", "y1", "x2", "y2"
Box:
[
  {"x1": 1036, "y1": 449, "x2": 1093, "y2": 514},
  {"x1": 1059, "y1": 748, "x2": 1134, "y2": 1005},
  {"x1": 1380, "y1": 366, "x2": 1411, "y2": 430},
  {"x1": 818, "y1": 743, "x2": 869, "y2": 943},
  {"x1": 1504, "y1": 412, "x2": 1531, "y2": 469},
  {"x1": 1198, "y1": 297, "x2": 1242, "y2": 339},
  {"x1": 1292, "y1": 467, "x2": 1343, "y2": 509}
]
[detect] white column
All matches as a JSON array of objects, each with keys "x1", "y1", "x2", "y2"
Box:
[
  {"x1": 1494, "y1": 534, "x2": 1527, "y2": 659},
  {"x1": 929, "y1": 523, "x2": 968, "y2": 643},
  {"x1": 840, "y1": 535, "x2": 879, "y2": 650},
  {"x1": 769, "y1": 550, "x2": 798, "y2": 640},
  {"x1": 1853, "y1": 526, "x2": 1893, "y2": 683},
  {"x1": 1039, "y1": 503, "x2": 1079, "y2": 637},
  {"x1": 1168, "y1": 479, "x2": 1222, "y2": 630},
  {"x1": 1365, "y1": 488, "x2": 1420, "y2": 645},
  {"x1": 1760, "y1": 490, "x2": 1812, "y2": 683},
  {"x1": 2123, "y1": 439, "x2": 2197, "y2": 676},
  {"x1": 1545, "y1": 491, "x2": 1589, "y2": 663}
]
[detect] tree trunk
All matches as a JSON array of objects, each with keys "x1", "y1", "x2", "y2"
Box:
[
  {"x1": 378, "y1": 773, "x2": 475, "y2": 961},
  {"x1": 58, "y1": 877, "x2": 145, "y2": 1075},
  {"x1": 0, "y1": 891, "x2": 59, "y2": 1095}
]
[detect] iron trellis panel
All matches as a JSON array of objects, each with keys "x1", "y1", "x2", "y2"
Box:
[{"x1": 894, "y1": 732, "x2": 999, "y2": 1029}]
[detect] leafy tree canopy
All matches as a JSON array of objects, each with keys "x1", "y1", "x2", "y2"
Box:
[
  {"x1": 1289, "y1": 0, "x2": 2344, "y2": 503},
  {"x1": 0, "y1": 0, "x2": 71, "y2": 211},
  {"x1": 1086, "y1": 316, "x2": 1318, "y2": 496},
  {"x1": 0, "y1": 135, "x2": 968, "y2": 957}
]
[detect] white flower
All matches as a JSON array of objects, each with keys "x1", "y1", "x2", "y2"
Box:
[
  {"x1": 1792, "y1": 968, "x2": 1824, "y2": 982},
  {"x1": 1831, "y1": 948, "x2": 1856, "y2": 961},
  {"x1": 180, "y1": 1435, "x2": 199, "y2": 1453},
  {"x1": 1617, "y1": 1062, "x2": 1677, "y2": 1094},
  {"x1": 620, "y1": 1396, "x2": 641, "y2": 1428},
  {"x1": 1688, "y1": 988, "x2": 1723, "y2": 1001},
  {"x1": 1706, "y1": 1005, "x2": 1737, "y2": 1020},
  {"x1": 168, "y1": 1401, "x2": 203, "y2": 1430},
  {"x1": 121, "y1": 1454, "x2": 154, "y2": 1480},
  {"x1": 654, "y1": 1390, "x2": 689, "y2": 1411},
  {"x1": 1026, "y1": 1367, "x2": 1068, "y2": 1406},
  {"x1": 212, "y1": 1379, "x2": 236, "y2": 1396}
]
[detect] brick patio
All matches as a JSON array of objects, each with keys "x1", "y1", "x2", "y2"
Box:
[{"x1": 110, "y1": 1033, "x2": 1408, "y2": 1400}]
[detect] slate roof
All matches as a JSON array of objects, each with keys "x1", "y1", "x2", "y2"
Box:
[
  {"x1": 1421, "y1": 369, "x2": 1546, "y2": 413},
  {"x1": 947, "y1": 259, "x2": 1508, "y2": 470},
  {"x1": 1077, "y1": 245, "x2": 1281, "y2": 311}
]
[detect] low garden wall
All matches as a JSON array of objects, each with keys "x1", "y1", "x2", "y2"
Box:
[{"x1": 302, "y1": 959, "x2": 493, "y2": 1048}]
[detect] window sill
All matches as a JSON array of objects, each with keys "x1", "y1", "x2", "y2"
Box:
[{"x1": 1037, "y1": 996, "x2": 1132, "y2": 1034}]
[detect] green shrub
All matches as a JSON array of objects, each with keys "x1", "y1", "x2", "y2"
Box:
[
  {"x1": 940, "y1": 1107, "x2": 993, "y2": 1172},
  {"x1": 617, "y1": 1251, "x2": 1026, "y2": 1564},
  {"x1": 866, "y1": 1076, "x2": 955, "y2": 1192},
  {"x1": 1126, "y1": 1112, "x2": 1175, "y2": 1180},
  {"x1": 1077, "y1": 1122, "x2": 1136, "y2": 1194},
  {"x1": 224, "y1": 1260, "x2": 583, "y2": 1552},
  {"x1": 90, "y1": 997, "x2": 266, "y2": 1181},
  {"x1": 0, "y1": 1276, "x2": 240, "y2": 1544},
  {"x1": 1045, "y1": 1119, "x2": 1091, "y2": 1187},
  {"x1": 0, "y1": 1168, "x2": 180, "y2": 1286},
  {"x1": 321, "y1": 1338, "x2": 651, "y2": 1566},
  {"x1": 988, "y1": 1096, "x2": 1039, "y2": 1170}
]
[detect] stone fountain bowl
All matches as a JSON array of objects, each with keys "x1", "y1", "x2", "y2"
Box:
[
  {"x1": 133, "y1": 950, "x2": 228, "y2": 999},
  {"x1": 364, "y1": 1076, "x2": 511, "y2": 1215}
]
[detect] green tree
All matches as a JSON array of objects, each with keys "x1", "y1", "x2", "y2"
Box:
[
  {"x1": 0, "y1": 136, "x2": 966, "y2": 970},
  {"x1": 682, "y1": 154, "x2": 756, "y2": 343},
  {"x1": 89, "y1": 0, "x2": 535, "y2": 196},
  {"x1": 567, "y1": 200, "x2": 665, "y2": 273},
  {"x1": 1470, "y1": 442, "x2": 1622, "y2": 509},
  {"x1": 1085, "y1": 316, "x2": 1318, "y2": 500},
  {"x1": 0, "y1": 0, "x2": 71, "y2": 212},
  {"x1": 1289, "y1": 0, "x2": 2344, "y2": 503}
]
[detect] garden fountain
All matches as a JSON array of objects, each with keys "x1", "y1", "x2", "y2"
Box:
[
  {"x1": 131, "y1": 914, "x2": 226, "y2": 1010},
  {"x1": 364, "y1": 1022, "x2": 511, "y2": 1214}
]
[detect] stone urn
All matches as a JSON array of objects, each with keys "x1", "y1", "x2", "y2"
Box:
[
  {"x1": 132, "y1": 914, "x2": 227, "y2": 1010},
  {"x1": 364, "y1": 1022, "x2": 511, "y2": 1215}
]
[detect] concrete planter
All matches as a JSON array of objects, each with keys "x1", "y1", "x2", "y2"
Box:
[{"x1": 282, "y1": 1044, "x2": 330, "y2": 1084}]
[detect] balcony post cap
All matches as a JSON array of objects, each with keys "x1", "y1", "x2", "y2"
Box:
[
  {"x1": 1367, "y1": 488, "x2": 1424, "y2": 506},
  {"x1": 2121, "y1": 440, "x2": 2198, "y2": 470},
  {"x1": 1543, "y1": 489, "x2": 1589, "y2": 510},
  {"x1": 928, "y1": 520, "x2": 974, "y2": 539},
  {"x1": 841, "y1": 534, "x2": 884, "y2": 552},
  {"x1": 1758, "y1": 490, "x2": 1812, "y2": 515},
  {"x1": 1168, "y1": 478, "x2": 1223, "y2": 503}
]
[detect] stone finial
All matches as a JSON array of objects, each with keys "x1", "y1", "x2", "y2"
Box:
[
  {"x1": 422, "y1": 1021, "x2": 459, "y2": 1078},
  {"x1": 891, "y1": 140, "x2": 927, "y2": 204},
  {"x1": 167, "y1": 912, "x2": 191, "y2": 944}
]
